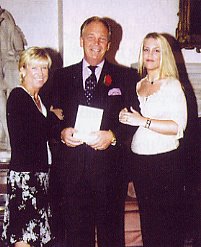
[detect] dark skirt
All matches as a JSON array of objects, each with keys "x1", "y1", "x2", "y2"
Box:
[{"x1": 1, "y1": 170, "x2": 53, "y2": 246}]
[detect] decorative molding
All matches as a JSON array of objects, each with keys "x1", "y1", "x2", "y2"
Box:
[
  {"x1": 186, "y1": 63, "x2": 201, "y2": 117},
  {"x1": 186, "y1": 63, "x2": 201, "y2": 74}
]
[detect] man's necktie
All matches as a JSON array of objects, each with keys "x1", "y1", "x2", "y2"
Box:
[{"x1": 85, "y1": 65, "x2": 97, "y2": 105}]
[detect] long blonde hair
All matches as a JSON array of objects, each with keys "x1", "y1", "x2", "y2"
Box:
[{"x1": 138, "y1": 32, "x2": 179, "y2": 80}]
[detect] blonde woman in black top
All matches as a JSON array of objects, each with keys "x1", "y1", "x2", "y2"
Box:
[{"x1": 1, "y1": 47, "x2": 63, "y2": 247}]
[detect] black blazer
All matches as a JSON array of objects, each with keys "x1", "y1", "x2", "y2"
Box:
[
  {"x1": 52, "y1": 60, "x2": 139, "y2": 191},
  {"x1": 7, "y1": 87, "x2": 58, "y2": 172}
]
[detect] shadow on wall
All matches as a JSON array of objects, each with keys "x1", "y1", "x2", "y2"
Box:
[
  {"x1": 40, "y1": 47, "x2": 63, "y2": 108},
  {"x1": 103, "y1": 17, "x2": 124, "y2": 67},
  {"x1": 41, "y1": 17, "x2": 139, "y2": 107},
  {"x1": 163, "y1": 33, "x2": 201, "y2": 244}
]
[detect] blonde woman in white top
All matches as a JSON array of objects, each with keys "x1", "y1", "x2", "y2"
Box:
[{"x1": 119, "y1": 32, "x2": 187, "y2": 247}]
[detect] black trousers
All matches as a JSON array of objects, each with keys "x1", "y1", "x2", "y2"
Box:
[
  {"x1": 57, "y1": 178, "x2": 127, "y2": 247},
  {"x1": 130, "y1": 149, "x2": 185, "y2": 247}
]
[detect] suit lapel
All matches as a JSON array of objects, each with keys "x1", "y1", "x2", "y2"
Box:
[
  {"x1": 73, "y1": 60, "x2": 112, "y2": 108},
  {"x1": 72, "y1": 62, "x2": 86, "y2": 105},
  {"x1": 92, "y1": 61, "x2": 110, "y2": 107}
]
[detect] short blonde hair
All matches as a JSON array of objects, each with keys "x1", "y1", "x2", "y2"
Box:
[
  {"x1": 138, "y1": 32, "x2": 179, "y2": 79},
  {"x1": 19, "y1": 46, "x2": 52, "y2": 83}
]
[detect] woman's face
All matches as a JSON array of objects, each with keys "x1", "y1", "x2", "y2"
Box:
[
  {"x1": 21, "y1": 61, "x2": 49, "y2": 91},
  {"x1": 143, "y1": 37, "x2": 161, "y2": 73}
]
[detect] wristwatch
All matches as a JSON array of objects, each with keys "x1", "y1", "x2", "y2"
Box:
[{"x1": 109, "y1": 130, "x2": 117, "y2": 146}]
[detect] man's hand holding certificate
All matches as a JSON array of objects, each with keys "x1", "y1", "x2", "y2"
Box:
[
  {"x1": 73, "y1": 105, "x2": 103, "y2": 143},
  {"x1": 61, "y1": 105, "x2": 114, "y2": 150}
]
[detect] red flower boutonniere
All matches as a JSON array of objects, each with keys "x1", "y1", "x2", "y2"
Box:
[{"x1": 104, "y1": 74, "x2": 112, "y2": 86}]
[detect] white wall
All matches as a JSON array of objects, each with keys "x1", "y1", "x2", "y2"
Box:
[
  {"x1": 0, "y1": 0, "x2": 59, "y2": 51},
  {"x1": 0, "y1": 0, "x2": 200, "y2": 67},
  {"x1": 62, "y1": 0, "x2": 200, "y2": 66},
  {"x1": 63, "y1": 0, "x2": 181, "y2": 66}
]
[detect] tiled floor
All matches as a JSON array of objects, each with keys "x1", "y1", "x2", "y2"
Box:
[{"x1": 125, "y1": 196, "x2": 142, "y2": 247}]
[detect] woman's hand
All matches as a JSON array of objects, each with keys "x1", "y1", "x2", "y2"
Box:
[
  {"x1": 50, "y1": 105, "x2": 64, "y2": 120},
  {"x1": 119, "y1": 107, "x2": 179, "y2": 135},
  {"x1": 119, "y1": 107, "x2": 145, "y2": 127}
]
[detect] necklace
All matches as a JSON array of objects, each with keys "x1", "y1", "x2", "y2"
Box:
[
  {"x1": 20, "y1": 85, "x2": 42, "y2": 112},
  {"x1": 146, "y1": 75, "x2": 159, "y2": 85},
  {"x1": 144, "y1": 75, "x2": 160, "y2": 102}
]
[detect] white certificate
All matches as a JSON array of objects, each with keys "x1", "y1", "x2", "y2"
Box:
[{"x1": 73, "y1": 105, "x2": 103, "y2": 143}]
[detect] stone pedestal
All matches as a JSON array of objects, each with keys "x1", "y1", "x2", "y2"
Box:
[
  {"x1": 0, "y1": 162, "x2": 9, "y2": 238},
  {"x1": 0, "y1": 151, "x2": 10, "y2": 163}
]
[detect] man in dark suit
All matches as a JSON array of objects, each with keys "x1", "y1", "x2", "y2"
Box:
[{"x1": 50, "y1": 16, "x2": 138, "y2": 247}]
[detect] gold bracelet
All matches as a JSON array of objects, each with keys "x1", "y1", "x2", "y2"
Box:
[
  {"x1": 145, "y1": 118, "x2": 151, "y2": 129},
  {"x1": 109, "y1": 130, "x2": 117, "y2": 146}
]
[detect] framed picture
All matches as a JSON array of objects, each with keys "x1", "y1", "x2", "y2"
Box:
[{"x1": 176, "y1": 0, "x2": 201, "y2": 53}]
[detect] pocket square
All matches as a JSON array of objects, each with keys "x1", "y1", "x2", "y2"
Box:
[{"x1": 108, "y1": 88, "x2": 122, "y2": 96}]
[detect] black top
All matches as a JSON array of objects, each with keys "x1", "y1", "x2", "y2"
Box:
[{"x1": 7, "y1": 87, "x2": 59, "y2": 172}]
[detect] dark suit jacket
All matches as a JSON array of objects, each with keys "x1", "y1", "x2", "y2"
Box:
[{"x1": 52, "y1": 60, "x2": 139, "y2": 192}]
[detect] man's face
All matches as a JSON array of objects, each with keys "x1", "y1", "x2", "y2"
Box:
[{"x1": 80, "y1": 21, "x2": 110, "y2": 65}]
